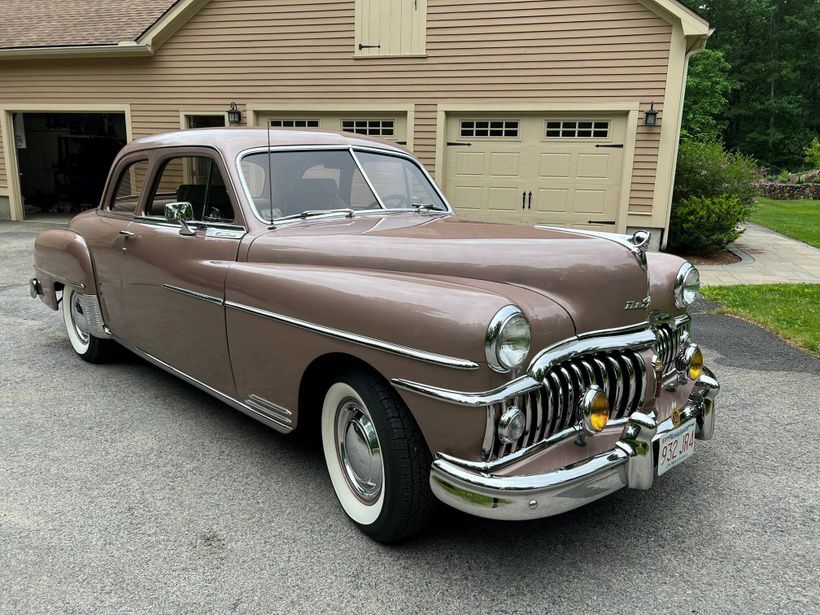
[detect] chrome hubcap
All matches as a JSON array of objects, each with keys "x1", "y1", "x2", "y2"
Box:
[
  {"x1": 70, "y1": 293, "x2": 90, "y2": 343},
  {"x1": 336, "y1": 398, "x2": 382, "y2": 503}
]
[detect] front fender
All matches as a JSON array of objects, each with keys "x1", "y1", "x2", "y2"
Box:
[
  {"x1": 33, "y1": 230, "x2": 97, "y2": 309},
  {"x1": 647, "y1": 252, "x2": 689, "y2": 318}
]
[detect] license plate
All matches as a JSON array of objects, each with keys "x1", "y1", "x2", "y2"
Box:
[{"x1": 657, "y1": 421, "x2": 696, "y2": 477}]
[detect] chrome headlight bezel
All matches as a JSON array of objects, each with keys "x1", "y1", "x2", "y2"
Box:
[
  {"x1": 674, "y1": 262, "x2": 700, "y2": 308},
  {"x1": 485, "y1": 305, "x2": 532, "y2": 373}
]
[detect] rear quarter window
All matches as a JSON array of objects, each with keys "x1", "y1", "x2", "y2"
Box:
[{"x1": 109, "y1": 159, "x2": 149, "y2": 214}]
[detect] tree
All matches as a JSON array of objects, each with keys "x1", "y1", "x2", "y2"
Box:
[
  {"x1": 681, "y1": 0, "x2": 820, "y2": 170},
  {"x1": 682, "y1": 49, "x2": 731, "y2": 142}
]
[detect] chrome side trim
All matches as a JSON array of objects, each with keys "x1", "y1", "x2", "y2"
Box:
[
  {"x1": 112, "y1": 335, "x2": 294, "y2": 434},
  {"x1": 162, "y1": 284, "x2": 224, "y2": 306},
  {"x1": 246, "y1": 394, "x2": 293, "y2": 426},
  {"x1": 225, "y1": 300, "x2": 479, "y2": 371},
  {"x1": 34, "y1": 267, "x2": 86, "y2": 290},
  {"x1": 392, "y1": 375, "x2": 541, "y2": 407}
]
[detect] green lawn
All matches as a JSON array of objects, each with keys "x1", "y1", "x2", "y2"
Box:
[
  {"x1": 750, "y1": 198, "x2": 820, "y2": 248},
  {"x1": 702, "y1": 284, "x2": 820, "y2": 355}
]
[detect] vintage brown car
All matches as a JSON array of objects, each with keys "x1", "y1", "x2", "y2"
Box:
[{"x1": 31, "y1": 128, "x2": 719, "y2": 542}]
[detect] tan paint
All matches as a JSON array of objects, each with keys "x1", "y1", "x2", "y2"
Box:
[
  {"x1": 355, "y1": 0, "x2": 427, "y2": 57},
  {"x1": 0, "y1": 0, "x2": 706, "y2": 231}
]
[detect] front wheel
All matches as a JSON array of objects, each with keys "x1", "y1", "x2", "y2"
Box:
[
  {"x1": 321, "y1": 368, "x2": 434, "y2": 543},
  {"x1": 62, "y1": 287, "x2": 113, "y2": 363}
]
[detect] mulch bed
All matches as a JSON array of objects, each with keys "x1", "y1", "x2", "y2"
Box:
[{"x1": 678, "y1": 251, "x2": 742, "y2": 266}]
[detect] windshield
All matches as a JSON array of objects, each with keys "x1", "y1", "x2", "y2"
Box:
[{"x1": 239, "y1": 149, "x2": 446, "y2": 221}]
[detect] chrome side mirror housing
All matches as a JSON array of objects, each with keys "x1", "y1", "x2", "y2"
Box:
[{"x1": 164, "y1": 202, "x2": 199, "y2": 236}]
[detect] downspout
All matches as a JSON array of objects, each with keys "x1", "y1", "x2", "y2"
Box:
[{"x1": 659, "y1": 31, "x2": 713, "y2": 250}]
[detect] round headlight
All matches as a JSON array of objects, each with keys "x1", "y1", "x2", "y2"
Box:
[
  {"x1": 486, "y1": 306, "x2": 532, "y2": 372},
  {"x1": 674, "y1": 263, "x2": 700, "y2": 308}
]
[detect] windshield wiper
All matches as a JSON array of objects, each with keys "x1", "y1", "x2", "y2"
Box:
[
  {"x1": 269, "y1": 208, "x2": 355, "y2": 228},
  {"x1": 412, "y1": 203, "x2": 445, "y2": 212}
]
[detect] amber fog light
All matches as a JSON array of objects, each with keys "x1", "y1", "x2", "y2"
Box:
[
  {"x1": 580, "y1": 385, "x2": 610, "y2": 433},
  {"x1": 677, "y1": 344, "x2": 704, "y2": 381},
  {"x1": 498, "y1": 406, "x2": 526, "y2": 444}
]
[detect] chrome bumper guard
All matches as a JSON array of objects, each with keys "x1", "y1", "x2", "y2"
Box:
[{"x1": 430, "y1": 367, "x2": 719, "y2": 521}]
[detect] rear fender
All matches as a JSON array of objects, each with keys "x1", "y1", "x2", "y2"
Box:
[{"x1": 33, "y1": 230, "x2": 97, "y2": 310}]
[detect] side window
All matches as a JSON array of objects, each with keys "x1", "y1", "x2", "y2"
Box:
[
  {"x1": 147, "y1": 156, "x2": 236, "y2": 223},
  {"x1": 109, "y1": 159, "x2": 149, "y2": 214}
]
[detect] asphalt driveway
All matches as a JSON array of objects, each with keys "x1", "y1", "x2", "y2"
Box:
[{"x1": 1, "y1": 221, "x2": 818, "y2": 614}]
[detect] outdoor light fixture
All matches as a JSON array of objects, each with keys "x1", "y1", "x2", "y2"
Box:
[
  {"x1": 645, "y1": 101, "x2": 658, "y2": 127},
  {"x1": 227, "y1": 102, "x2": 242, "y2": 125}
]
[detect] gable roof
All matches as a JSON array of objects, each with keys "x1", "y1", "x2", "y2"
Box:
[
  {"x1": 0, "y1": 0, "x2": 210, "y2": 59},
  {"x1": 0, "y1": 0, "x2": 708, "y2": 60}
]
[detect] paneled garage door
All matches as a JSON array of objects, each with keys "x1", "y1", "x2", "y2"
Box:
[
  {"x1": 256, "y1": 112, "x2": 408, "y2": 146},
  {"x1": 443, "y1": 113, "x2": 627, "y2": 230}
]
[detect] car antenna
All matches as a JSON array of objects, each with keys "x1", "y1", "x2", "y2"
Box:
[{"x1": 267, "y1": 119, "x2": 274, "y2": 228}]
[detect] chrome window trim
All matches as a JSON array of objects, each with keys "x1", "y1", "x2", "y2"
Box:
[
  {"x1": 161, "y1": 284, "x2": 224, "y2": 305},
  {"x1": 235, "y1": 144, "x2": 453, "y2": 226},
  {"x1": 112, "y1": 335, "x2": 293, "y2": 434},
  {"x1": 225, "y1": 300, "x2": 479, "y2": 371},
  {"x1": 349, "y1": 147, "x2": 386, "y2": 210}
]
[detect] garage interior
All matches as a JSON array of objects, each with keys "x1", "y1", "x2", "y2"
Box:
[{"x1": 14, "y1": 112, "x2": 127, "y2": 220}]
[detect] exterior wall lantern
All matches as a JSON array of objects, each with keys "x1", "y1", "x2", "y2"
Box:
[
  {"x1": 227, "y1": 102, "x2": 242, "y2": 125},
  {"x1": 644, "y1": 102, "x2": 658, "y2": 127}
]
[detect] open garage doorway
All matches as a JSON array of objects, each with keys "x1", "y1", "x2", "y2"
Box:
[{"x1": 14, "y1": 112, "x2": 127, "y2": 221}]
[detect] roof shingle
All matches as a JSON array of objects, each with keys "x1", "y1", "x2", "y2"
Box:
[{"x1": 0, "y1": 0, "x2": 179, "y2": 49}]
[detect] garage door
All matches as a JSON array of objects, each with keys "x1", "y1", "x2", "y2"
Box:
[
  {"x1": 443, "y1": 113, "x2": 627, "y2": 230},
  {"x1": 257, "y1": 112, "x2": 408, "y2": 146}
]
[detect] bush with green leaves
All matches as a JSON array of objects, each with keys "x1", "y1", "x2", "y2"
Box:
[
  {"x1": 804, "y1": 138, "x2": 820, "y2": 170},
  {"x1": 668, "y1": 194, "x2": 751, "y2": 255},
  {"x1": 673, "y1": 140, "x2": 758, "y2": 206}
]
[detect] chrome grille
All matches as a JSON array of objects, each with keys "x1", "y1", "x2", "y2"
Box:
[
  {"x1": 656, "y1": 322, "x2": 688, "y2": 376},
  {"x1": 492, "y1": 349, "x2": 647, "y2": 459}
]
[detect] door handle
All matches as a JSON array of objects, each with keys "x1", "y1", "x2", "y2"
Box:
[
  {"x1": 522, "y1": 192, "x2": 526, "y2": 210},
  {"x1": 528, "y1": 191, "x2": 532, "y2": 210},
  {"x1": 119, "y1": 230, "x2": 135, "y2": 238}
]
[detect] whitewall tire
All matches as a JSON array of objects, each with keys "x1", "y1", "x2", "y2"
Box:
[{"x1": 62, "y1": 287, "x2": 113, "y2": 363}]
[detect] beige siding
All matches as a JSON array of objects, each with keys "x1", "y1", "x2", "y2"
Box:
[{"x1": 0, "y1": 0, "x2": 672, "y2": 218}]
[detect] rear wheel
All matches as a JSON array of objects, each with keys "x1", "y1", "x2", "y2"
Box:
[
  {"x1": 321, "y1": 368, "x2": 434, "y2": 543},
  {"x1": 62, "y1": 287, "x2": 113, "y2": 363}
]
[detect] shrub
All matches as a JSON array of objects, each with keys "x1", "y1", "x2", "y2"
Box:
[
  {"x1": 668, "y1": 195, "x2": 751, "y2": 255},
  {"x1": 673, "y1": 140, "x2": 758, "y2": 207},
  {"x1": 804, "y1": 138, "x2": 820, "y2": 169},
  {"x1": 778, "y1": 170, "x2": 792, "y2": 183}
]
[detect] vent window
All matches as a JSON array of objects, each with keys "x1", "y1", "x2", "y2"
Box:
[
  {"x1": 341, "y1": 119, "x2": 395, "y2": 137},
  {"x1": 546, "y1": 120, "x2": 610, "y2": 139},
  {"x1": 460, "y1": 120, "x2": 520, "y2": 138}
]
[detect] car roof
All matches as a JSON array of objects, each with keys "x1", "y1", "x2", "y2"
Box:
[{"x1": 122, "y1": 127, "x2": 408, "y2": 158}]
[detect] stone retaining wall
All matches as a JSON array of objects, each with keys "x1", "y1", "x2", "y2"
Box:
[{"x1": 757, "y1": 182, "x2": 820, "y2": 200}]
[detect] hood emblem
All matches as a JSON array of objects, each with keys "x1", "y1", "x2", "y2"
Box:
[{"x1": 624, "y1": 296, "x2": 651, "y2": 310}]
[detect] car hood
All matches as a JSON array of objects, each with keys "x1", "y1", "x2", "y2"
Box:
[{"x1": 247, "y1": 214, "x2": 650, "y2": 334}]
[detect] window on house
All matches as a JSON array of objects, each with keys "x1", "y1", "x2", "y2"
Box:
[
  {"x1": 460, "y1": 120, "x2": 520, "y2": 138},
  {"x1": 341, "y1": 119, "x2": 395, "y2": 137},
  {"x1": 545, "y1": 120, "x2": 610, "y2": 139},
  {"x1": 355, "y1": 0, "x2": 427, "y2": 57},
  {"x1": 269, "y1": 119, "x2": 320, "y2": 128}
]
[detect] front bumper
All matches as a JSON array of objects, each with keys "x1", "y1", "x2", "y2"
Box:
[{"x1": 430, "y1": 367, "x2": 719, "y2": 521}]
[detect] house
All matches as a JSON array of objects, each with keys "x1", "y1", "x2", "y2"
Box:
[{"x1": 0, "y1": 0, "x2": 710, "y2": 248}]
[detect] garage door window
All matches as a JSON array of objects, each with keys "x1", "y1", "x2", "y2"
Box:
[
  {"x1": 460, "y1": 120, "x2": 519, "y2": 138},
  {"x1": 109, "y1": 159, "x2": 149, "y2": 214},
  {"x1": 545, "y1": 120, "x2": 610, "y2": 139},
  {"x1": 269, "y1": 119, "x2": 320, "y2": 128},
  {"x1": 342, "y1": 119, "x2": 395, "y2": 137}
]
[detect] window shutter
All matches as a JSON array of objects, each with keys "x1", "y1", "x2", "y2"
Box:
[{"x1": 355, "y1": 0, "x2": 427, "y2": 57}]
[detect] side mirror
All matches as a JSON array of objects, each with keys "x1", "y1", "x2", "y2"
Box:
[
  {"x1": 164, "y1": 202, "x2": 199, "y2": 236},
  {"x1": 165, "y1": 201, "x2": 194, "y2": 222}
]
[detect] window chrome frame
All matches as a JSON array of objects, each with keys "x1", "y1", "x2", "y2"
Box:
[{"x1": 235, "y1": 144, "x2": 454, "y2": 226}]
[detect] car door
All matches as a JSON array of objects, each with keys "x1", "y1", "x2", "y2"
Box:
[
  {"x1": 120, "y1": 148, "x2": 247, "y2": 396},
  {"x1": 87, "y1": 156, "x2": 151, "y2": 334}
]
